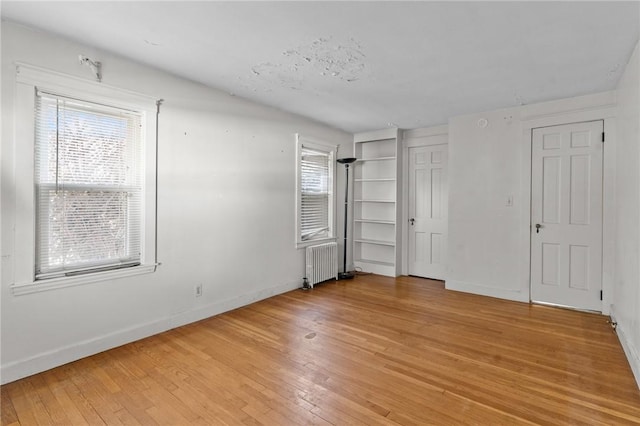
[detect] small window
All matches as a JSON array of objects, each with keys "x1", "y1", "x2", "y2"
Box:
[
  {"x1": 34, "y1": 91, "x2": 143, "y2": 279},
  {"x1": 296, "y1": 135, "x2": 336, "y2": 247}
]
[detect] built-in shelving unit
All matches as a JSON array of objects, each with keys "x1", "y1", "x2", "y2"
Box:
[{"x1": 352, "y1": 128, "x2": 402, "y2": 277}]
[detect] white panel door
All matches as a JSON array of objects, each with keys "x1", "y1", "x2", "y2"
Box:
[
  {"x1": 531, "y1": 121, "x2": 603, "y2": 311},
  {"x1": 408, "y1": 144, "x2": 448, "y2": 279}
]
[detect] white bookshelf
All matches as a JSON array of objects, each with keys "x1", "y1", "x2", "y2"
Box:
[{"x1": 352, "y1": 129, "x2": 402, "y2": 277}]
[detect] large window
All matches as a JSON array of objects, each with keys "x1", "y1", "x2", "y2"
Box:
[
  {"x1": 34, "y1": 92, "x2": 143, "y2": 279},
  {"x1": 11, "y1": 64, "x2": 157, "y2": 294},
  {"x1": 296, "y1": 136, "x2": 336, "y2": 247}
]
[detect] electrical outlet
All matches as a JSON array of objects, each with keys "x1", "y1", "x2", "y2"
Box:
[{"x1": 195, "y1": 284, "x2": 203, "y2": 297}]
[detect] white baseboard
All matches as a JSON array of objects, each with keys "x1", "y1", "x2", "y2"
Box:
[
  {"x1": 1, "y1": 280, "x2": 301, "y2": 385},
  {"x1": 445, "y1": 279, "x2": 529, "y2": 303},
  {"x1": 610, "y1": 309, "x2": 640, "y2": 390}
]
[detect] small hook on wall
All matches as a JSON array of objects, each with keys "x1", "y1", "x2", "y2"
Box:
[{"x1": 78, "y1": 54, "x2": 102, "y2": 82}]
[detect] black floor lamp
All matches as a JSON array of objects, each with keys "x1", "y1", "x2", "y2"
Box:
[{"x1": 337, "y1": 157, "x2": 357, "y2": 279}]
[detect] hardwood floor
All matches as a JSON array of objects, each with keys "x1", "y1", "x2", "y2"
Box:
[{"x1": 2, "y1": 275, "x2": 640, "y2": 425}]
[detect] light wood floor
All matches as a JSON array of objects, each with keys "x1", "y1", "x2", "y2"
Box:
[{"x1": 2, "y1": 275, "x2": 640, "y2": 425}]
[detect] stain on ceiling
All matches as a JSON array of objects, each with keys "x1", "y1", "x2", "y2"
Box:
[{"x1": 2, "y1": 1, "x2": 639, "y2": 133}]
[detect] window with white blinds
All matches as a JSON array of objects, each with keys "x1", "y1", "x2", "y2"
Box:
[
  {"x1": 296, "y1": 137, "x2": 335, "y2": 246},
  {"x1": 34, "y1": 91, "x2": 143, "y2": 279}
]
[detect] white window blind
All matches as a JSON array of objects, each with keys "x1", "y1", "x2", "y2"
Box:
[
  {"x1": 300, "y1": 146, "x2": 332, "y2": 241},
  {"x1": 34, "y1": 91, "x2": 143, "y2": 279}
]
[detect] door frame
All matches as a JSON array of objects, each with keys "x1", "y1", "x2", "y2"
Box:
[
  {"x1": 407, "y1": 143, "x2": 449, "y2": 280},
  {"x1": 520, "y1": 100, "x2": 616, "y2": 315},
  {"x1": 401, "y1": 125, "x2": 449, "y2": 276},
  {"x1": 529, "y1": 119, "x2": 604, "y2": 312}
]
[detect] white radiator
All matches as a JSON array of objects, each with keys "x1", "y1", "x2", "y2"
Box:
[{"x1": 305, "y1": 242, "x2": 338, "y2": 287}]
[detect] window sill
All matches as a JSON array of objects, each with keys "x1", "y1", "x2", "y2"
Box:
[
  {"x1": 10, "y1": 264, "x2": 158, "y2": 296},
  {"x1": 296, "y1": 237, "x2": 337, "y2": 249}
]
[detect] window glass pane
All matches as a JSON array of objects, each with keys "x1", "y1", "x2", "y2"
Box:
[
  {"x1": 35, "y1": 93, "x2": 142, "y2": 278},
  {"x1": 300, "y1": 146, "x2": 331, "y2": 241}
]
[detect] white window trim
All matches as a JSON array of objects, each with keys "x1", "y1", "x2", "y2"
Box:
[
  {"x1": 10, "y1": 63, "x2": 158, "y2": 295},
  {"x1": 295, "y1": 134, "x2": 337, "y2": 249}
]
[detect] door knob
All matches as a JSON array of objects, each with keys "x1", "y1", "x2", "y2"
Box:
[
  {"x1": 409, "y1": 218, "x2": 415, "y2": 226},
  {"x1": 535, "y1": 223, "x2": 542, "y2": 233}
]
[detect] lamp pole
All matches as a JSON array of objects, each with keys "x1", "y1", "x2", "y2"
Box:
[{"x1": 337, "y1": 157, "x2": 356, "y2": 279}]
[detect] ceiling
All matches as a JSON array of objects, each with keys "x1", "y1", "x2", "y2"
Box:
[{"x1": 2, "y1": 1, "x2": 639, "y2": 133}]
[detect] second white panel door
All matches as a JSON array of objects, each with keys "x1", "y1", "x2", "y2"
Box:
[
  {"x1": 531, "y1": 120, "x2": 603, "y2": 311},
  {"x1": 408, "y1": 144, "x2": 448, "y2": 279}
]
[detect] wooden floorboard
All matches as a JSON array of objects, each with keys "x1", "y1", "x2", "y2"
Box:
[{"x1": 2, "y1": 275, "x2": 640, "y2": 425}]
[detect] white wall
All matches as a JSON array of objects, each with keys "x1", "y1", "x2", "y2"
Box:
[
  {"x1": 446, "y1": 93, "x2": 617, "y2": 305},
  {"x1": 612, "y1": 40, "x2": 640, "y2": 387},
  {"x1": 1, "y1": 22, "x2": 352, "y2": 384},
  {"x1": 447, "y1": 108, "x2": 526, "y2": 301}
]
